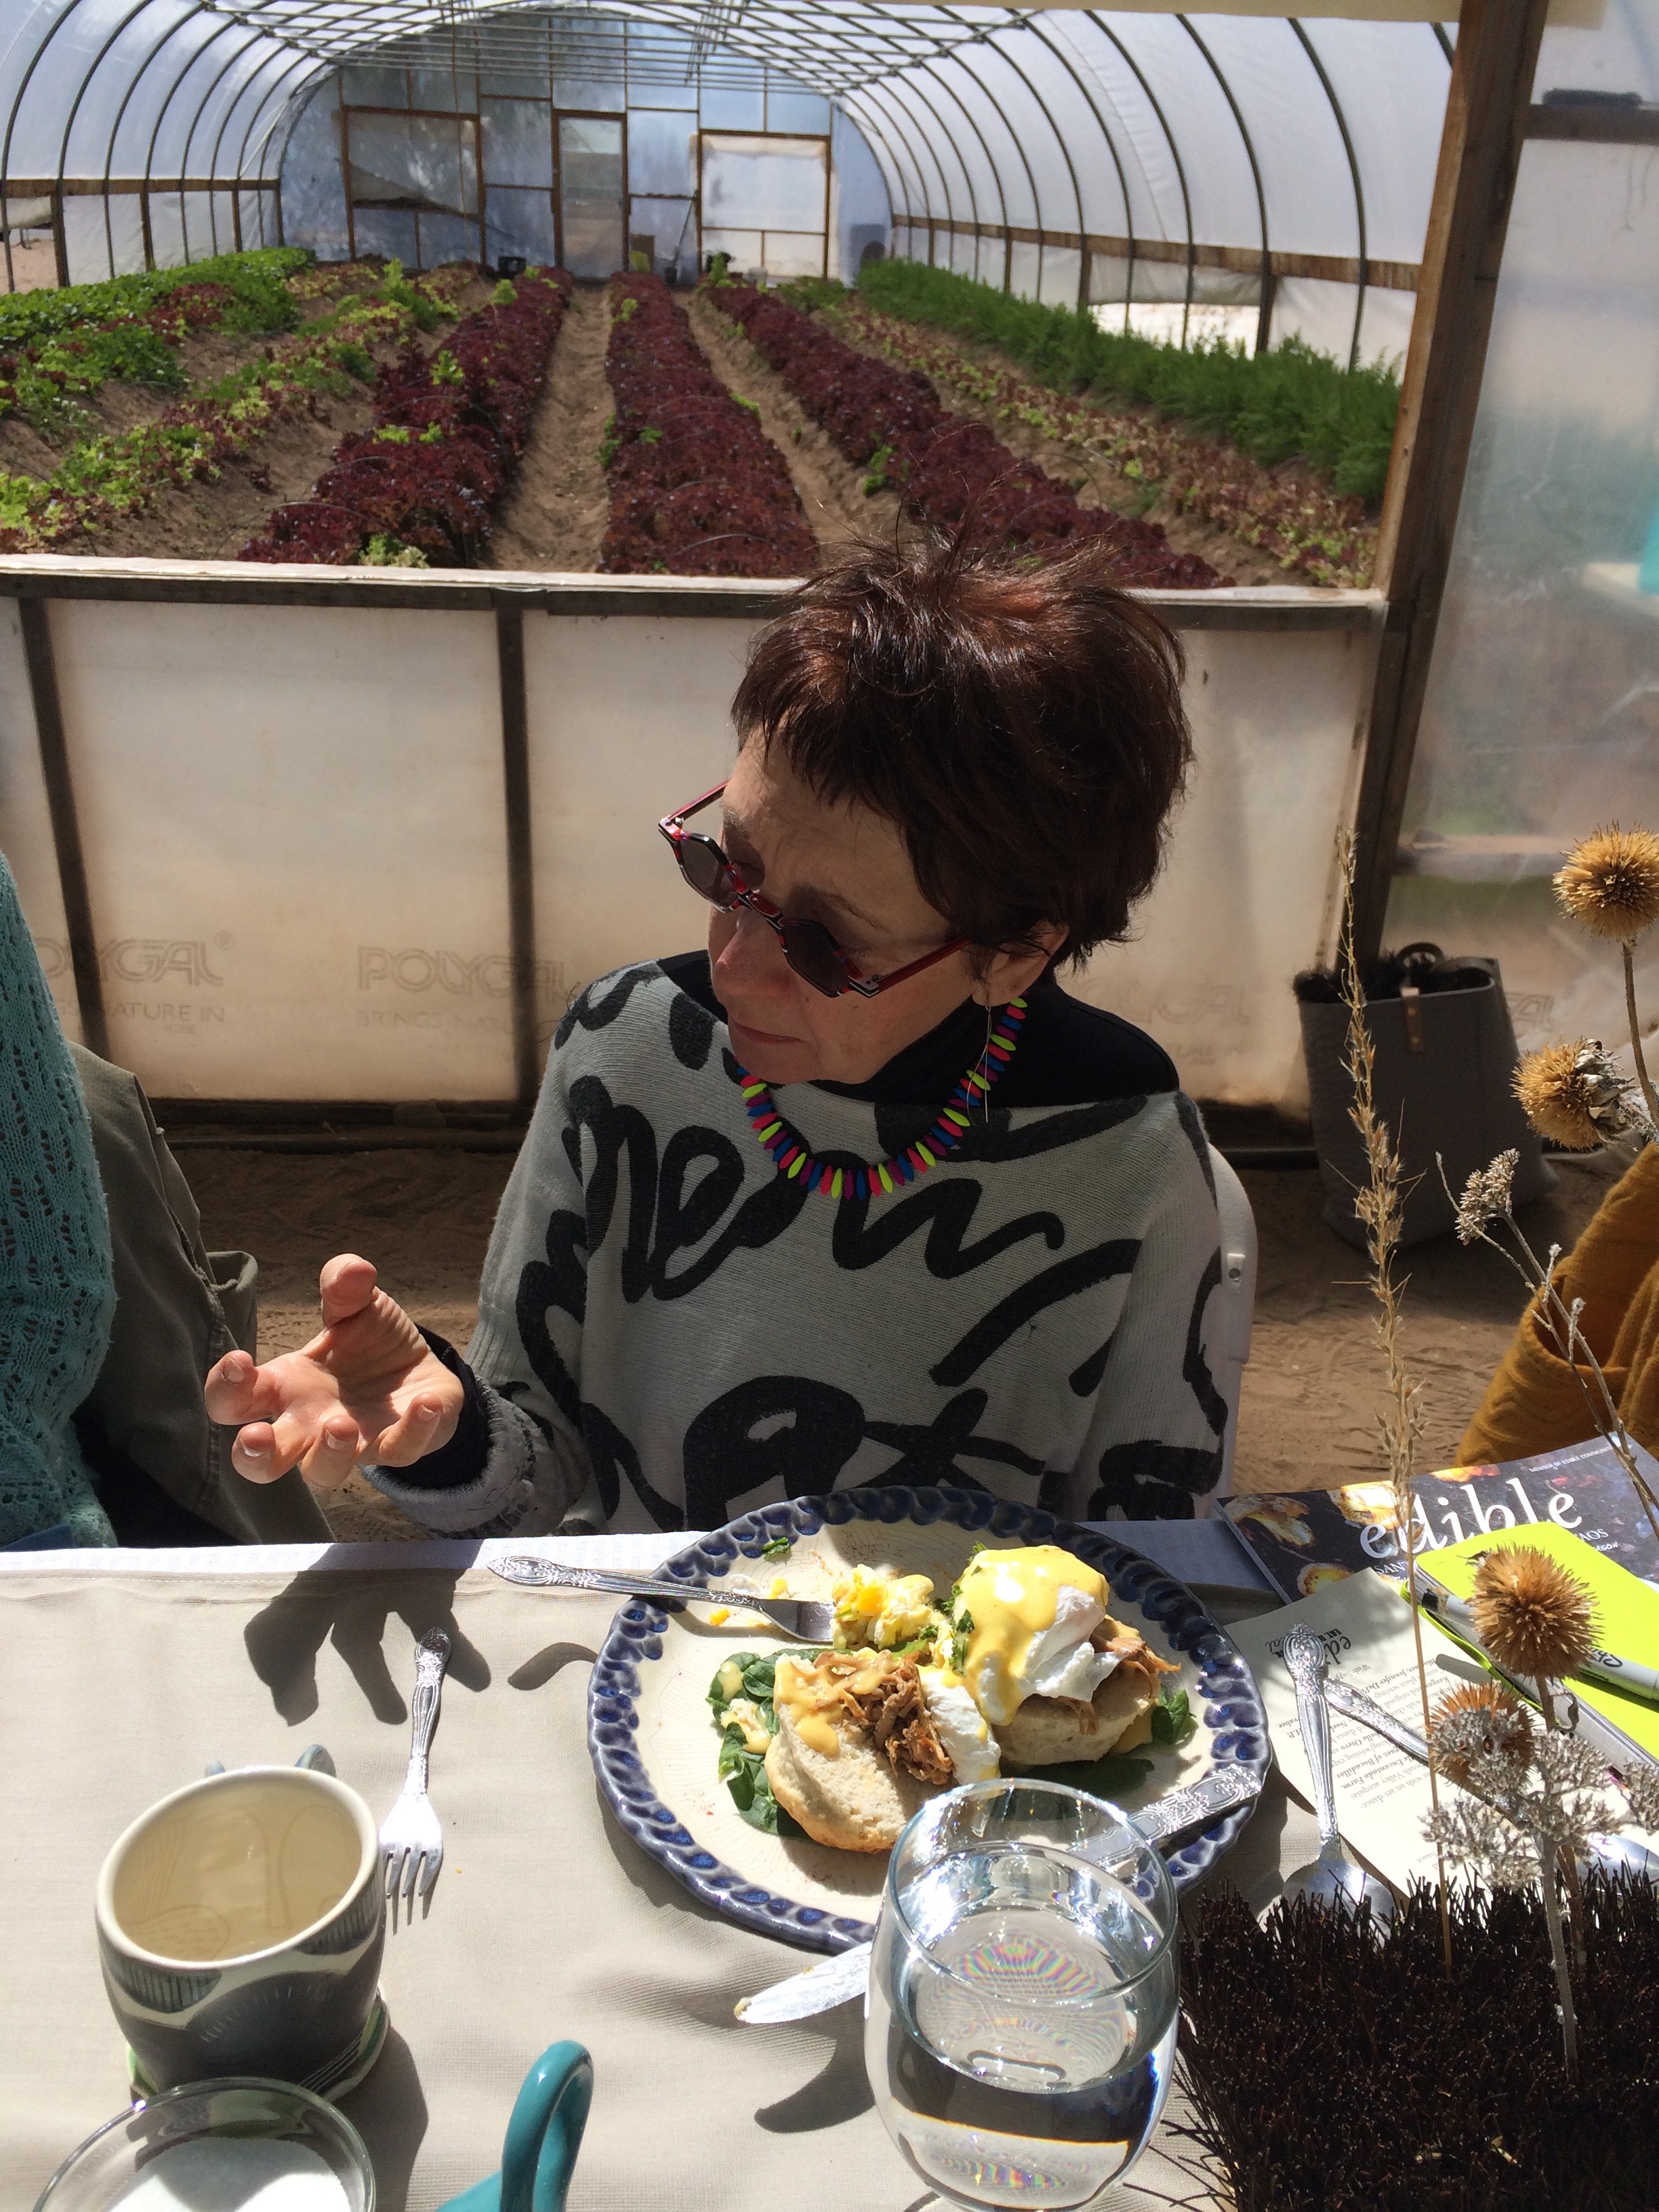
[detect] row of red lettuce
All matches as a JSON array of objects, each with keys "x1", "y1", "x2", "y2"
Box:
[
  {"x1": 598, "y1": 272, "x2": 814, "y2": 579},
  {"x1": 240, "y1": 270, "x2": 573, "y2": 565},
  {"x1": 706, "y1": 276, "x2": 1224, "y2": 589}
]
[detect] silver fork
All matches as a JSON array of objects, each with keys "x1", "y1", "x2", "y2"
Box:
[
  {"x1": 489, "y1": 1555, "x2": 834, "y2": 1642},
  {"x1": 379, "y1": 1626, "x2": 450, "y2": 1902}
]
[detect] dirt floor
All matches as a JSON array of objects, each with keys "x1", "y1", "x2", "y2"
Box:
[
  {"x1": 0, "y1": 265, "x2": 495, "y2": 564},
  {"x1": 180, "y1": 1140, "x2": 1622, "y2": 1543},
  {"x1": 486, "y1": 281, "x2": 613, "y2": 571}
]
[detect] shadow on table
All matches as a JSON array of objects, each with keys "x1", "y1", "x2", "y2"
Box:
[
  {"x1": 591, "y1": 1784, "x2": 878, "y2": 2128},
  {"x1": 243, "y1": 1564, "x2": 491, "y2": 1723},
  {"x1": 508, "y1": 1639, "x2": 597, "y2": 1691},
  {"x1": 754, "y1": 2005, "x2": 873, "y2": 2132},
  {"x1": 340, "y1": 2025, "x2": 427, "y2": 2212}
]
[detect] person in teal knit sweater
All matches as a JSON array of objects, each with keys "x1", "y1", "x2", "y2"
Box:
[{"x1": 0, "y1": 852, "x2": 116, "y2": 1547}]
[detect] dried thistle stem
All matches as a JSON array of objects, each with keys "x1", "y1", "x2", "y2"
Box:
[
  {"x1": 1540, "y1": 1867, "x2": 1580, "y2": 2083},
  {"x1": 1621, "y1": 939, "x2": 1659, "y2": 1137}
]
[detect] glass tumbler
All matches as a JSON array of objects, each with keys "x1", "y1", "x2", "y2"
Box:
[
  {"x1": 32, "y1": 2078, "x2": 374, "y2": 2212},
  {"x1": 865, "y1": 1780, "x2": 1179, "y2": 2210}
]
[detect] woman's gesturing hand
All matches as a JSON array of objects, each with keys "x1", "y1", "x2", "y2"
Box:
[{"x1": 205, "y1": 1254, "x2": 464, "y2": 1490}]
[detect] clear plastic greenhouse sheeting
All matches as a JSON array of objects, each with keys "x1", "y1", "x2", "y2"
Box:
[
  {"x1": 272, "y1": 24, "x2": 864, "y2": 281},
  {"x1": 838, "y1": 9, "x2": 1448, "y2": 364},
  {"x1": 1388, "y1": 0, "x2": 1659, "y2": 1063},
  {"x1": 1, "y1": 1, "x2": 1448, "y2": 355},
  {"x1": 0, "y1": 588, "x2": 1375, "y2": 1108}
]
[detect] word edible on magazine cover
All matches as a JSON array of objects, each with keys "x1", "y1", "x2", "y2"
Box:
[{"x1": 1223, "y1": 1434, "x2": 1659, "y2": 1603}]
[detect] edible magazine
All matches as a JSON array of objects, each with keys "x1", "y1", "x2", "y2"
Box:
[{"x1": 1222, "y1": 1433, "x2": 1659, "y2": 1602}]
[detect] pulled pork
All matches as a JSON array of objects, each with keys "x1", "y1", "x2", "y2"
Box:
[
  {"x1": 802, "y1": 1651, "x2": 954, "y2": 1787},
  {"x1": 1094, "y1": 1619, "x2": 1181, "y2": 1685}
]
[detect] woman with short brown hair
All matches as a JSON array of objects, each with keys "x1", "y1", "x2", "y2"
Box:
[{"x1": 207, "y1": 539, "x2": 1225, "y2": 1532}]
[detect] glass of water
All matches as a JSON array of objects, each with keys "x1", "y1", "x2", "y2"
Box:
[{"x1": 865, "y1": 1779, "x2": 1179, "y2": 2209}]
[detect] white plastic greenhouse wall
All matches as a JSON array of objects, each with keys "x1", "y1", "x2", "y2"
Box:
[
  {"x1": 1, "y1": 0, "x2": 1657, "y2": 1115},
  {"x1": 0, "y1": 571, "x2": 1376, "y2": 1113}
]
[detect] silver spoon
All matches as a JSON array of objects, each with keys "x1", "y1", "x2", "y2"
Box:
[{"x1": 1277, "y1": 1624, "x2": 1395, "y2": 1924}]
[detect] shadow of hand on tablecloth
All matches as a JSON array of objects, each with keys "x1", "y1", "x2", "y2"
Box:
[
  {"x1": 340, "y1": 2026, "x2": 427, "y2": 2212},
  {"x1": 754, "y1": 2007, "x2": 873, "y2": 2131},
  {"x1": 244, "y1": 1563, "x2": 491, "y2": 1723}
]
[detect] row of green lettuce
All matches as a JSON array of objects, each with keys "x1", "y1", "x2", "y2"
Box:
[
  {"x1": 0, "y1": 247, "x2": 311, "y2": 348},
  {"x1": 0, "y1": 260, "x2": 464, "y2": 554},
  {"x1": 854, "y1": 258, "x2": 1400, "y2": 508},
  {"x1": 0, "y1": 248, "x2": 320, "y2": 434}
]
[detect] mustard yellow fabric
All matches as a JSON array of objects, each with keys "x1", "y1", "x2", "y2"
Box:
[{"x1": 1458, "y1": 1141, "x2": 1659, "y2": 1465}]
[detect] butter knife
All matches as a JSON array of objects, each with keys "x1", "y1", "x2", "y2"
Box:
[{"x1": 736, "y1": 1762, "x2": 1263, "y2": 2024}]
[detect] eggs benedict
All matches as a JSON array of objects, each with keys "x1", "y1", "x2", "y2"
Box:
[
  {"x1": 950, "y1": 1544, "x2": 1179, "y2": 1767},
  {"x1": 710, "y1": 1542, "x2": 1183, "y2": 1851}
]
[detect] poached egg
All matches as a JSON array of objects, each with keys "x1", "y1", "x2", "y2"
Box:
[
  {"x1": 917, "y1": 1664, "x2": 1000, "y2": 1781},
  {"x1": 955, "y1": 1544, "x2": 1127, "y2": 1726}
]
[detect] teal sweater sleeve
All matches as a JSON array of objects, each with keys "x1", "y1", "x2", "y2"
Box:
[{"x1": 0, "y1": 855, "x2": 116, "y2": 1545}]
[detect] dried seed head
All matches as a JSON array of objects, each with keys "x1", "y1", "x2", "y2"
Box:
[
  {"x1": 1513, "y1": 1038, "x2": 1645, "y2": 1148},
  {"x1": 1555, "y1": 823, "x2": 1659, "y2": 941},
  {"x1": 1471, "y1": 1546, "x2": 1597, "y2": 1682},
  {"x1": 1454, "y1": 1149, "x2": 1518, "y2": 1244},
  {"x1": 1429, "y1": 1680, "x2": 1531, "y2": 1784}
]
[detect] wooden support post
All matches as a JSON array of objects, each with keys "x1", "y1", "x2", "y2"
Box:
[
  {"x1": 49, "y1": 185, "x2": 68, "y2": 287},
  {"x1": 1349, "y1": 0, "x2": 1551, "y2": 962},
  {"x1": 495, "y1": 603, "x2": 540, "y2": 1119},
  {"x1": 20, "y1": 598, "x2": 108, "y2": 1057}
]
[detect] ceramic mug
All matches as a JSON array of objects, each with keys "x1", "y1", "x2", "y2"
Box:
[{"x1": 96, "y1": 1767, "x2": 385, "y2": 2095}]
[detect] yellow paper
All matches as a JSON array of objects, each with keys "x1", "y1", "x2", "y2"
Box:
[{"x1": 1415, "y1": 1523, "x2": 1659, "y2": 1772}]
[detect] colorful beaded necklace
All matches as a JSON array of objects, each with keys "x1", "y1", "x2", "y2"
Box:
[{"x1": 733, "y1": 996, "x2": 1029, "y2": 1202}]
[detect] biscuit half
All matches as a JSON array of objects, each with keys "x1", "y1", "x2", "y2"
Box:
[
  {"x1": 764, "y1": 1704, "x2": 938, "y2": 1853},
  {"x1": 996, "y1": 1666, "x2": 1162, "y2": 1769}
]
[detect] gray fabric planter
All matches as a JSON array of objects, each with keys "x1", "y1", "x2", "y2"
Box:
[{"x1": 1298, "y1": 952, "x2": 1554, "y2": 1248}]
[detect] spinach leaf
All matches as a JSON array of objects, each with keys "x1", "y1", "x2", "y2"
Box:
[
  {"x1": 951, "y1": 1607, "x2": 975, "y2": 1674},
  {"x1": 1150, "y1": 1688, "x2": 1194, "y2": 1746},
  {"x1": 760, "y1": 1536, "x2": 793, "y2": 1559},
  {"x1": 707, "y1": 1651, "x2": 781, "y2": 1727},
  {"x1": 888, "y1": 1629, "x2": 941, "y2": 1659},
  {"x1": 716, "y1": 1725, "x2": 804, "y2": 1836}
]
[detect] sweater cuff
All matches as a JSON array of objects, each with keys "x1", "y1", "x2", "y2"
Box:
[
  {"x1": 360, "y1": 1355, "x2": 585, "y2": 1536},
  {"x1": 389, "y1": 1329, "x2": 490, "y2": 1490}
]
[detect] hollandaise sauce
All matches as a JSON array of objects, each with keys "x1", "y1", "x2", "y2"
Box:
[{"x1": 956, "y1": 1547, "x2": 1110, "y2": 1727}]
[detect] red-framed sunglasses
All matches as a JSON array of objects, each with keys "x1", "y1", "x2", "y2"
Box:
[{"x1": 659, "y1": 782, "x2": 970, "y2": 1001}]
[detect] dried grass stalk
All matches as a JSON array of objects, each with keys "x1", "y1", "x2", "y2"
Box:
[{"x1": 1332, "y1": 830, "x2": 1449, "y2": 1964}]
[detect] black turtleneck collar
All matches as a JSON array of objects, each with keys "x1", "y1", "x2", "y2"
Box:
[{"x1": 654, "y1": 951, "x2": 1177, "y2": 1109}]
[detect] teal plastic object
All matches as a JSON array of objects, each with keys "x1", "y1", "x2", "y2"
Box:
[
  {"x1": 434, "y1": 2043, "x2": 594, "y2": 2212},
  {"x1": 1640, "y1": 503, "x2": 1659, "y2": 594}
]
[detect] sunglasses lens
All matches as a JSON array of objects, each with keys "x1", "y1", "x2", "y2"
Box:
[
  {"x1": 781, "y1": 920, "x2": 849, "y2": 998},
  {"x1": 676, "y1": 834, "x2": 736, "y2": 905}
]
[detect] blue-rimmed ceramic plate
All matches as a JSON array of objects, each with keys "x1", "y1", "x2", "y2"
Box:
[{"x1": 588, "y1": 1485, "x2": 1268, "y2": 1953}]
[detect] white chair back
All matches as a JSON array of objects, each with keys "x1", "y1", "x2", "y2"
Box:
[{"x1": 1206, "y1": 1144, "x2": 1258, "y2": 1500}]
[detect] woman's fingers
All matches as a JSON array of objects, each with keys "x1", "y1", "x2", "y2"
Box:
[
  {"x1": 369, "y1": 1391, "x2": 457, "y2": 1468},
  {"x1": 205, "y1": 1349, "x2": 283, "y2": 1425},
  {"x1": 298, "y1": 1416, "x2": 363, "y2": 1492}
]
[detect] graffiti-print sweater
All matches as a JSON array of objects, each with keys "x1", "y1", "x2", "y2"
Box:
[{"x1": 365, "y1": 954, "x2": 1225, "y2": 1536}]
